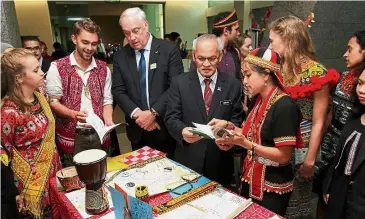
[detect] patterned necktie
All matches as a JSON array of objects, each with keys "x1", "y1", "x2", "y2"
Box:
[
  {"x1": 139, "y1": 49, "x2": 148, "y2": 110},
  {"x1": 203, "y1": 78, "x2": 213, "y2": 114}
]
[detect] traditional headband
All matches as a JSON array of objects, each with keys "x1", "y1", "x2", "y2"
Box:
[
  {"x1": 244, "y1": 47, "x2": 285, "y2": 89},
  {"x1": 245, "y1": 48, "x2": 281, "y2": 73},
  {"x1": 213, "y1": 9, "x2": 239, "y2": 29}
]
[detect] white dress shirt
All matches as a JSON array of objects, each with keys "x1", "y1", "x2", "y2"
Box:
[
  {"x1": 130, "y1": 33, "x2": 153, "y2": 118},
  {"x1": 197, "y1": 70, "x2": 218, "y2": 96},
  {"x1": 39, "y1": 56, "x2": 43, "y2": 68},
  {"x1": 46, "y1": 52, "x2": 113, "y2": 127}
]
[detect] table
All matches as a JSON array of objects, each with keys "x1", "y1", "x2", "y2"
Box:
[
  {"x1": 50, "y1": 154, "x2": 281, "y2": 219},
  {"x1": 50, "y1": 180, "x2": 282, "y2": 219}
]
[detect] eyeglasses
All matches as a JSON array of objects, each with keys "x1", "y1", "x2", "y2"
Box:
[
  {"x1": 166, "y1": 175, "x2": 200, "y2": 196},
  {"x1": 25, "y1": 46, "x2": 40, "y2": 52},
  {"x1": 195, "y1": 56, "x2": 219, "y2": 65}
]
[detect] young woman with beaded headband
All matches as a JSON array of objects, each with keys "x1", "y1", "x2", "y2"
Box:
[
  {"x1": 269, "y1": 15, "x2": 340, "y2": 218},
  {"x1": 209, "y1": 48, "x2": 302, "y2": 216},
  {"x1": 1, "y1": 48, "x2": 62, "y2": 218}
]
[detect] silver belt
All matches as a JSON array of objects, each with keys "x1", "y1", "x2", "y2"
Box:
[{"x1": 247, "y1": 150, "x2": 280, "y2": 167}]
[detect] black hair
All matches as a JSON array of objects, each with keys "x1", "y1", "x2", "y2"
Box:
[
  {"x1": 53, "y1": 42, "x2": 62, "y2": 49},
  {"x1": 248, "y1": 63, "x2": 281, "y2": 89},
  {"x1": 350, "y1": 69, "x2": 365, "y2": 119},
  {"x1": 169, "y1": 32, "x2": 180, "y2": 41},
  {"x1": 164, "y1": 34, "x2": 171, "y2": 40},
  {"x1": 21, "y1": 36, "x2": 40, "y2": 47},
  {"x1": 353, "y1": 30, "x2": 365, "y2": 50},
  {"x1": 212, "y1": 12, "x2": 233, "y2": 37}
]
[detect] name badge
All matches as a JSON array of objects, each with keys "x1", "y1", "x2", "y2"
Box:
[
  {"x1": 150, "y1": 63, "x2": 157, "y2": 70},
  {"x1": 220, "y1": 100, "x2": 232, "y2": 106}
]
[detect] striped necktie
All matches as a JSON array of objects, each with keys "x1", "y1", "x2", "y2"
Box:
[{"x1": 203, "y1": 78, "x2": 213, "y2": 114}]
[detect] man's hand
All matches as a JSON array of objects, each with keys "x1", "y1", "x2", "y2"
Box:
[
  {"x1": 145, "y1": 122, "x2": 158, "y2": 132},
  {"x1": 73, "y1": 110, "x2": 88, "y2": 123},
  {"x1": 105, "y1": 120, "x2": 115, "y2": 126},
  {"x1": 134, "y1": 110, "x2": 155, "y2": 129},
  {"x1": 182, "y1": 127, "x2": 202, "y2": 143},
  {"x1": 208, "y1": 118, "x2": 228, "y2": 129}
]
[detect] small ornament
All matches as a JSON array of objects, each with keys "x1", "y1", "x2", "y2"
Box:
[
  {"x1": 304, "y1": 12, "x2": 315, "y2": 28},
  {"x1": 84, "y1": 86, "x2": 91, "y2": 99}
]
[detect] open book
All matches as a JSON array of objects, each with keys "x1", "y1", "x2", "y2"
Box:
[
  {"x1": 86, "y1": 113, "x2": 121, "y2": 144},
  {"x1": 190, "y1": 122, "x2": 233, "y2": 140}
]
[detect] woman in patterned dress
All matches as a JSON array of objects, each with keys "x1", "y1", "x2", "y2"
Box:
[
  {"x1": 210, "y1": 48, "x2": 302, "y2": 216},
  {"x1": 315, "y1": 30, "x2": 365, "y2": 217},
  {"x1": 323, "y1": 69, "x2": 365, "y2": 219},
  {"x1": 1, "y1": 48, "x2": 62, "y2": 218},
  {"x1": 268, "y1": 16, "x2": 340, "y2": 218}
]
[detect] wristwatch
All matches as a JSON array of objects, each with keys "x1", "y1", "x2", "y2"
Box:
[{"x1": 150, "y1": 108, "x2": 159, "y2": 117}]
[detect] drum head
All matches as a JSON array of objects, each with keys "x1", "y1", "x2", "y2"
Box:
[{"x1": 73, "y1": 149, "x2": 107, "y2": 165}]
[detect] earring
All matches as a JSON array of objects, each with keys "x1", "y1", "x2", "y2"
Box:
[{"x1": 264, "y1": 81, "x2": 268, "y2": 86}]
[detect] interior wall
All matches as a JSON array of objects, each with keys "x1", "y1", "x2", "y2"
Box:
[
  {"x1": 165, "y1": 0, "x2": 208, "y2": 49},
  {"x1": 88, "y1": 2, "x2": 130, "y2": 16},
  {"x1": 1, "y1": 0, "x2": 21, "y2": 47},
  {"x1": 144, "y1": 4, "x2": 161, "y2": 38},
  {"x1": 14, "y1": 0, "x2": 53, "y2": 51},
  {"x1": 90, "y1": 15, "x2": 125, "y2": 46}
]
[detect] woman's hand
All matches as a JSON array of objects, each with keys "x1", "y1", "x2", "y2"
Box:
[
  {"x1": 323, "y1": 194, "x2": 329, "y2": 204},
  {"x1": 299, "y1": 161, "x2": 315, "y2": 179},
  {"x1": 16, "y1": 194, "x2": 25, "y2": 214},
  {"x1": 215, "y1": 132, "x2": 251, "y2": 149},
  {"x1": 208, "y1": 118, "x2": 228, "y2": 129}
]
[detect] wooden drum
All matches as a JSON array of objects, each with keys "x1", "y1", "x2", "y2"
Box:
[{"x1": 73, "y1": 149, "x2": 109, "y2": 215}]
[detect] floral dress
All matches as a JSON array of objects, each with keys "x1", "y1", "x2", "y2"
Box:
[{"x1": 1, "y1": 92, "x2": 62, "y2": 218}]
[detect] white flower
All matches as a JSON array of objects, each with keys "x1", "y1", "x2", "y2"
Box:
[{"x1": 2, "y1": 123, "x2": 11, "y2": 135}]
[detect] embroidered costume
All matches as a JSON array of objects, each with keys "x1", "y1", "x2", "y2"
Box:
[
  {"x1": 1, "y1": 92, "x2": 62, "y2": 218},
  {"x1": 54, "y1": 56, "x2": 110, "y2": 154},
  {"x1": 314, "y1": 68, "x2": 362, "y2": 194},
  {"x1": 284, "y1": 59, "x2": 340, "y2": 218},
  {"x1": 241, "y1": 87, "x2": 302, "y2": 215},
  {"x1": 240, "y1": 48, "x2": 302, "y2": 216}
]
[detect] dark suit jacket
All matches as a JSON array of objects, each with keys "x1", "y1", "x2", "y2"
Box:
[
  {"x1": 42, "y1": 58, "x2": 52, "y2": 73},
  {"x1": 323, "y1": 119, "x2": 365, "y2": 219},
  {"x1": 164, "y1": 70, "x2": 243, "y2": 184},
  {"x1": 112, "y1": 37, "x2": 184, "y2": 144}
]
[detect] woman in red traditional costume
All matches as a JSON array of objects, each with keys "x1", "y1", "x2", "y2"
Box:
[
  {"x1": 268, "y1": 16, "x2": 340, "y2": 218},
  {"x1": 1, "y1": 48, "x2": 62, "y2": 218},
  {"x1": 210, "y1": 47, "x2": 302, "y2": 216}
]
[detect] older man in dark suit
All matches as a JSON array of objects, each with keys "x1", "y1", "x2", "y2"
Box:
[
  {"x1": 165, "y1": 34, "x2": 243, "y2": 185},
  {"x1": 112, "y1": 7, "x2": 184, "y2": 157}
]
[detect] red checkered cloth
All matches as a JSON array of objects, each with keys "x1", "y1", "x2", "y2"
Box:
[{"x1": 120, "y1": 146, "x2": 166, "y2": 166}]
